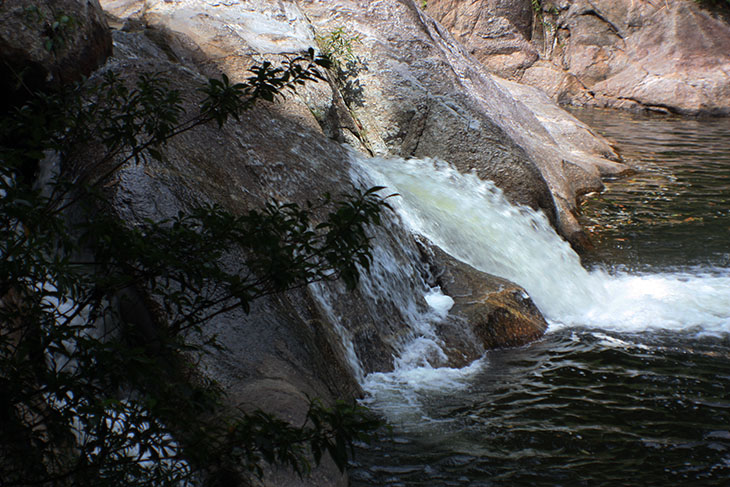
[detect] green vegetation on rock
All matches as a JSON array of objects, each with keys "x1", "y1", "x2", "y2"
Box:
[
  {"x1": 1, "y1": 49, "x2": 386, "y2": 486},
  {"x1": 316, "y1": 27, "x2": 361, "y2": 73}
]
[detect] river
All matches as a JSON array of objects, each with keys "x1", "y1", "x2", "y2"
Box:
[{"x1": 350, "y1": 109, "x2": 730, "y2": 486}]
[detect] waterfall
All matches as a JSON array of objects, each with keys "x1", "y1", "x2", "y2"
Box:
[
  {"x1": 345, "y1": 118, "x2": 730, "y2": 485},
  {"x1": 359, "y1": 156, "x2": 730, "y2": 336},
  {"x1": 316, "y1": 153, "x2": 730, "y2": 422}
]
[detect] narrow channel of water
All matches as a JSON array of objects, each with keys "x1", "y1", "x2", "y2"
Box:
[{"x1": 351, "y1": 110, "x2": 730, "y2": 486}]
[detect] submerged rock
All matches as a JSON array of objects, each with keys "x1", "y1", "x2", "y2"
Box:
[{"x1": 427, "y1": 0, "x2": 730, "y2": 116}]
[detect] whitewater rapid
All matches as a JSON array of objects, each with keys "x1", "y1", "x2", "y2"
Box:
[
  {"x1": 344, "y1": 155, "x2": 730, "y2": 421},
  {"x1": 363, "y1": 156, "x2": 730, "y2": 337}
]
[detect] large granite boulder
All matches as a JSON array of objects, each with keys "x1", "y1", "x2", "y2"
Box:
[
  {"x1": 427, "y1": 0, "x2": 730, "y2": 115},
  {"x1": 0, "y1": 0, "x2": 111, "y2": 108},
  {"x1": 100, "y1": 0, "x2": 628, "y2": 246},
  {"x1": 298, "y1": 0, "x2": 627, "y2": 246}
]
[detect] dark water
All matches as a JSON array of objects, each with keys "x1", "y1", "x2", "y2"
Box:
[
  {"x1": 351, "y1": 110, "x2": 730, "y2": 486},
  {"x1": 573, "y1": 109, "x2": 730, "y2": 271},
  {"x1": 352, "y1": 332, "x2": 730, "y2": 486}
]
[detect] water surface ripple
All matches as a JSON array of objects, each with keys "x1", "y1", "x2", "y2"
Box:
[
  {"x1": 572, "y1": 109, "x2": 730, "y2": 271},
  {"x1": 353, "y1": 331, "x2": 730, "y2": 486}
]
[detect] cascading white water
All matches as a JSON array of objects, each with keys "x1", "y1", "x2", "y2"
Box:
[
  {"x1": 348, "y1": 114, "x2": 730, "y2": 485},
  {"x1": 361, "y1": 156, "x2": 730, "y2": 336},
  {"x1": 337, "y1": 154, "x2": 730, "y2": 423}
]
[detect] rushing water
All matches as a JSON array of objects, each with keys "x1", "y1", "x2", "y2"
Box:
[{"x1": 350, "y1": 111, "x2": 730, "y2": 486}]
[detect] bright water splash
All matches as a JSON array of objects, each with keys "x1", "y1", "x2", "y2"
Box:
[
  {"x1": 298, "y1": 164, "x2": 496, "y2": 422},
  {"x1": 360, "y1": 356, "x2": 485, "y2": 425},
  {"x1": 362, "y1": 156, "x2": 730, "y2": 336},
  {"x1": 360, "y1": 283, "x2": 484, "y2": 425},
  {"x1": 337, "y1": 155, "x2": 730, "y2": 424},
  {"x1": 309, "y1": 241, "x2": 485, "y2": 423}
]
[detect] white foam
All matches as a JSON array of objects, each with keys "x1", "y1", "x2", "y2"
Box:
[
  {"x1": 424, "y1": 286, "x2": 454, "y2": 319},
  {"x1": 360, "y1": 155, "x2": 730, "y2": 336},
  {"x1": 552, "y1": 271, "x2": 730, "y2": 336},
  {"x1": 361, "y1": 357, "x2": 485, "y2": 424},
  {"x1": 345, "y1": 154, "x2": 730, "y2": 420},
  {"x1": 589, "y1": 332, "x2": 650, "y2": 350}
]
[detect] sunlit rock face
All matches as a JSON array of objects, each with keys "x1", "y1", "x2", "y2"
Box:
[
  {"x1": 424, "y1": 0, "x2": 539, "y2": 78},
  {"x1": 298, "y1": 0, "x2": 628, "y2": 245},
  {"x1": 100, "y1": 0, "x2": 628, "y2": 246},
  {"x1": 427, "y1": 0, "x2": 730, "y2": 116}
]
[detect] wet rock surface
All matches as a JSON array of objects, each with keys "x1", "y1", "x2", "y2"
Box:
[
  {"x1": 418, "y1": 239, "x2": 548, "y2": 352},
  {"x1": 0, "y1": 1, "x2": 642, "y2": 483},
  {"x1": 96, "y1": 0, "x2": 601, "y2": 427},
  {"x1": 97, "y1": 28, "x2": 434, "y2": 486}
]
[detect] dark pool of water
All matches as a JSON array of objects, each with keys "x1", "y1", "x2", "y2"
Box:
[
  {"x1": 352, "y1": 331, "x2": 730, "y2": 486},
  {"x1": 351, "y1": 109, "x2": 730, "y2": 486},
  {"x1": 572, "y1": 109, "x2": 730, "y2": 272}
]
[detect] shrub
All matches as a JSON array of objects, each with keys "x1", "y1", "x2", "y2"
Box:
[{"x1": 1, "y1": 48, "x2": 386, "y2": 486}]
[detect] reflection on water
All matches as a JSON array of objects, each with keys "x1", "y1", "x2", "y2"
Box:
[
  {"x1": 572, "y1": 109, "x2": 730, "y2": 271},
  {"x1": 352, "y1": 110, "x2": 730, "y2": 486}
]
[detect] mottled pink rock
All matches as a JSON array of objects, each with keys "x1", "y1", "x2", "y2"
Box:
[{"x1": 427, "y1": 0, "x2": 730, "y2": 115}]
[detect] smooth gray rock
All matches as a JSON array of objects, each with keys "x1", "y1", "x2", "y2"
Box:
[
  {"x1": 97, "y1": 27, "x2": 442, "y2": 487},
  {"x1": 103, "y1": 0, "x2": 629, "y2": 244},
  {"x1": 298, "y1": 0, "x2": 627, "y2": 244}
]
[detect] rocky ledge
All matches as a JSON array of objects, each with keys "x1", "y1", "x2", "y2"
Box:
[{"x1": 427, "y1": 0, "x2": 730, "y2": 116}]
